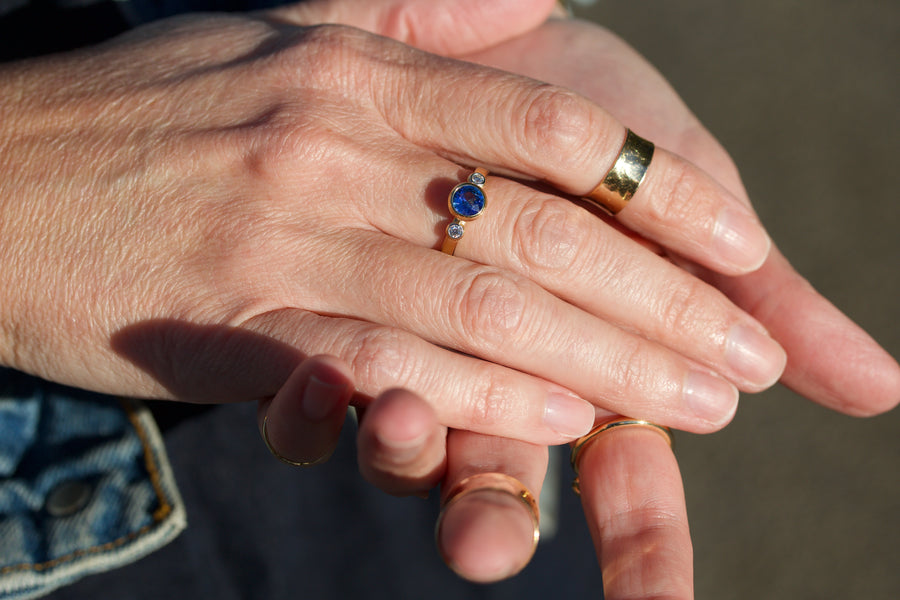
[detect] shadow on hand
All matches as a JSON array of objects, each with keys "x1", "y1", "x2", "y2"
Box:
[{"x1": 111, "y1": 319, "x2": 306, "y2": 404}]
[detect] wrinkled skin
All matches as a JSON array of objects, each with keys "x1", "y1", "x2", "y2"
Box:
[{"x1": 1, "y1": 1, "x2": 897, "y2": 597}]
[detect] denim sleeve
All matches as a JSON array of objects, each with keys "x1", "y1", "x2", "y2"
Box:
[{"x1": 0, "y1": 369, "x2": 185, "y2": 600}]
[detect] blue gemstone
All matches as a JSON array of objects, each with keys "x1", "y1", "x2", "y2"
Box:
[{"x1": 450, "y1": 184, "x2": 486, "y2": 219}]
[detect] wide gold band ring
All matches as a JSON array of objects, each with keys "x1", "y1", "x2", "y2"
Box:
[
  {"x1": 570, "y1": 418, "x2": 673, "y2": 495},
  {"x1": 441, "y1": 168, "x2": 489, "y2": 256},
  {"x1": 584, "y1": 129, "x2": 655, "y2": 214},
  {"x1": 435, "y1": 473, "x2": 540, "y2": 565},
  {"x1": 262, "y1": 414, "x2": 326, "y2": 467}
]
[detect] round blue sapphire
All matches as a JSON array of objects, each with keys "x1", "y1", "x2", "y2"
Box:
[{"x1": 450, "y1": 184, "x2": 486, "y2": 219}]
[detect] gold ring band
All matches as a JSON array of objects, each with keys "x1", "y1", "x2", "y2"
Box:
[
  {"x1": 441, "y1": 168, "x2": 489, "y2": 256},
  {"x1": 435, "y1": 473, "x2": 540, "y2": 568},
  {"x1": 584, "y1": 129, "x2": 655, "y2": 214},
  {"x1": 262, "y1": 414, "x2": 326, "y2": 467},
  {"x1": 570, "y1": 418, "x2": 673, "y2": 495}
]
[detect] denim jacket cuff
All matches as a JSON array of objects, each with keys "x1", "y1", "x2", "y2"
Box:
[{"x1": 0, "y1": 370, "x2": 186, "y2": 599}]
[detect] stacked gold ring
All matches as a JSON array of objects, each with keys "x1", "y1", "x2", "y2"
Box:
[
  {"x1": 262, "y1": 414, "x2": 326, "y2": 467},
  {"x1": 435, "y1": 472, "x2": 540, "y2": 571},
  {"x1": 570, "y1": 418, "x2": 673, "y2": 495},
  {"x1": 583, "y1": 129, "x2": 655, "y2": 215}
]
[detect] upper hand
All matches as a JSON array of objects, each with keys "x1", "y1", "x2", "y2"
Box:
[
  {"x1": 466, "y1": 16, "x2": 900, "y2": 416},
  {"x1": 0, "y1": 0, "x2": 786, "y2": 445}
]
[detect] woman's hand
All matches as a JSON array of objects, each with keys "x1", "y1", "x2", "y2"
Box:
[
  {"x1": 259, "y1": 358, "x2": 690, "y2": 594},
  {"x1": 0, "y1": 0, "x2": 787, "y2": 446},
  {"x1": 466, "y1": 17, "x2": 900, "y2": 416}
]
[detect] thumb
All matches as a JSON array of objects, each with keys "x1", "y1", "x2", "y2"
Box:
[{"x1": 266, "y1": 0, "x2": 558, "y2": 55}]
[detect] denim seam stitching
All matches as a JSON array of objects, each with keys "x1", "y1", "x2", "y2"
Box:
[{"x1": 0, "y1": 398, "x2": 173, "y2": 575}]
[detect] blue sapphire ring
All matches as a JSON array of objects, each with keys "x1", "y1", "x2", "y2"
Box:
[{"x1": 440, "y1": 167, "x2": 489, "y2": 256}]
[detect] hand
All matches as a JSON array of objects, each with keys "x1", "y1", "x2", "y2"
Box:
[
  {"x1": 260, "y1": 362, "x2": 689, "y2": 593},
  {"x1": 243, "y1": 9, "x2": 898, "y2": 598},
  {"x1": 467, "y1": 16, "x2": 900, "y2": 416},
  {"x1": 452, "y1": 15, "x2": 899, "y2": 596},
  {"x1": 0, "y1": 0, "x2": 788, "y2": 447},
  {"x1": 255, "y1": 357, "x2": 546, "y2": 583},
  {"x1": 250, "y1": 9, "x2": 895, "y2": 596}
]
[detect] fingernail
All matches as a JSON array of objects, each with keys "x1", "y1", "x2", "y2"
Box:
[
  {"x1": 683, "y1": 371, "x2": 739, "y2": 426},
  {"x1": 302, "y1": 375, "x2": 343, "y2": 422},
  {"x1": 726, "y1": 324, "x2": 787, "y2": 388},
  {"x1": 543, "y1": 393, "x2": 594, "y2": 438},
  {"x1": 713, "y1": 208, "x2": 771, "y2": 272}
]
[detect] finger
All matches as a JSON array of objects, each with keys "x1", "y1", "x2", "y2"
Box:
[
  {"x1": 360, "y1": 162, "x2": 786, "y2": 394},
  {"x1": 576, "y1": 422, "x2": 693, "y2": 600},
  {"x1": 357, "y1": 388, "x2": 447, "y2": 496},
  {"x1": 318, "y1": 232, "x2": 745, "y2": 432},
  {"x1": 256, "y1": 355, "x2": 354, "y2": 466},
  {"x1": 436, "y1": 430, "x2": 548, "y2": 583},
  {"x1": 268, "y1": 0, "x2": 557, "y2": 56},
  {"x1": 355, "y1": 52, "x2": 771, "y2": 275},
  {"x1": 703, "y1": 247, "x2": 900, "y2": 416},
  {"x1": 242, "y1": 308, "x2": 595, "y2": 445}
]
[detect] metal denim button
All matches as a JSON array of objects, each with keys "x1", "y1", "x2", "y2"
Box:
[{"x1": 46, "y1": 480, "x2": 92, "y2": 517}]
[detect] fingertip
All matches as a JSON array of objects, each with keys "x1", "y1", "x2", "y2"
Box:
[
  {"x1": 436, "y1": 491, "x2": 538, "y2": 583},
  {"x1": 725, "y1": 323, "x2": 788, "y2": 392},
  {"x1": 367, "y1": 388, "x2": 438, "y2": 450},
  {"x1": 711, "y1": 207, "x2": 772, "y2": 275},
  {"x1": 261, "y1": 355, "x2": 354, "y2": 465},
  {"x1": 682, "y1": 370, "x2": 739, "y2": 432},
  {"x1": 543, "y1": 392, "x2": 595, "y2": 440},
  {"x1": 357, "y1": 388, "x2": 446, "y2": 495},
  {"x1": 809, "y1": 344, "x2": 900, "y2": 417}
]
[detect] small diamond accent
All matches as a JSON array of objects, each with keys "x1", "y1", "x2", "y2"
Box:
[
  {"x1": 469, "y1": 172, "x2": 486, "y2": 186},
  {"x1": 447, "y1": 223, "x2": 464, "y2": 239}
]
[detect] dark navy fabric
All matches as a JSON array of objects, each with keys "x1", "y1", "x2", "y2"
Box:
[{"x1": 45, "y1": 402, "x2": 605, "y2": 600}]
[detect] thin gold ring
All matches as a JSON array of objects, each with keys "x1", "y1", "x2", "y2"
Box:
[
  {"x1": 262, "y1": 414, "x2": 326, "y2": 467},
  {"x1": 441, "y1": 168, "x2": 489, "y2": 256},
  {"x1": 435, "y1": 473, "x2": 540, "y2": 570},
  {"x1": 584, "y1": 129, "x2": 655, "y2": 214},
  {"x1": 570, "y1": 418, "x2": 673, "y2": 495}
]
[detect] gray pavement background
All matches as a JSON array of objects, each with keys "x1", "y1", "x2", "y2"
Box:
[{"x1": 574, "y1": 2, "x2": 900, "y2": 598}]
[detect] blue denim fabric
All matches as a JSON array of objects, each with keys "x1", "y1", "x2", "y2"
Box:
[{"x1": 0, "y1": 369, "x2": 185, "y2": 600}]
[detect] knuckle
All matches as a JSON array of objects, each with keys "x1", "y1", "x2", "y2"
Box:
[
  {"x1": 512, "y1": 198, "x2": 585, "y2": 272},
  {"x1": 653, "y1": 278, "x2": 709, "y2": 339},
  {"x1": 453, "y1": 270, "x2": 528, "y2": 347},
  {"x1": 601, "y1": 505, "x2": 689, "y2": 543},
  {"x1": 519, "y1": 85, "x2": 598, "y2": 165},
  {"x1": 242, "y1": 118, "x2": 332, "y2": 182},
  {"x1": 290, "y1": 25, "x2": 401, "y2": 94},
  {"x1": 605, "y1": 337, "x2": 654, "y2": 397},
  {"x1": 459, "y1": 367, "x2": 519, "y2": 430},
  {"x1": 292, "y1": 24, "x2": 368, "y2": 69},
  {"x1": 345, "y1": 325, "x2": 416, "y2": 390},
  {"x1": 644, "y1": 160, "x2": 714, "y2": 229}
]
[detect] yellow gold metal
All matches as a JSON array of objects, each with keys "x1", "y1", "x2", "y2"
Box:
[
  {"x1": 584, "y1": 129, "x2": 655, "y2": 214},
  {"x1": 441, "y1": 167, "x2": 489, "y2": 256},
  {"x1": 570, "y1": 418, "x2": 673, "y2": 495},
  {"x1": 262, "y1": 414, "x2": 326, "y2": 467},
  {"x1": 440, "y1": 218, "x2": 464, "y2": 255},
  {"x1": 435, "y1": 472, "x2": 540, "y2": 568}
]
